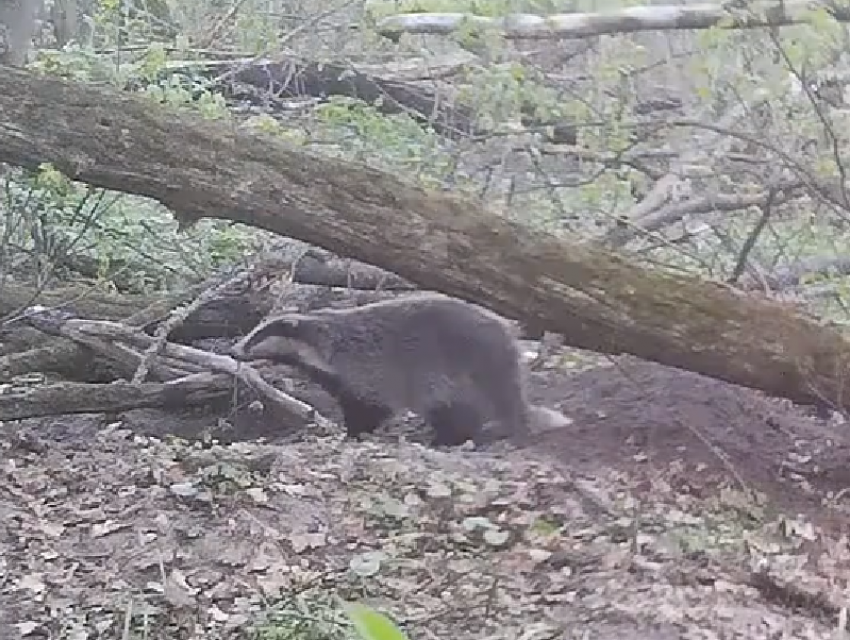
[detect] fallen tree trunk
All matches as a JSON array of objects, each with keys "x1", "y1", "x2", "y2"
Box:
[
  {"x1": 0, "y1": 375, "x2": 230, "y2": 421},
  {"x1": 1, "y1": 65, "x2": 849, "y2": 410}
]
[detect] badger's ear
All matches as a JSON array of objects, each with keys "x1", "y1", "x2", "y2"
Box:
[
  {"x1": 254, "y1": 315, "x2": 307, "y2": 337},
  {"x1": 263, "y1": 316, "x2": 301, "y2": 331},
  {"x1": 231, "y1": 316, "x2": 303, "y2": 360}
]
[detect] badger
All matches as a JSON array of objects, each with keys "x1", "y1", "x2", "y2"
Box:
[{"x1": 230, "y1": 293, "x2": 569, "y2": 446}]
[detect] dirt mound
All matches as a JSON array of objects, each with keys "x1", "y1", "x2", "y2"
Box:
[{"x1": 526, "y1": 358, "x2": 850, "y2": 525}]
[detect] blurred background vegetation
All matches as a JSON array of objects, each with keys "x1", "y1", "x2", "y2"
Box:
[{"x1": 5, "y1": 0, "x2": 850, "y2": 316}]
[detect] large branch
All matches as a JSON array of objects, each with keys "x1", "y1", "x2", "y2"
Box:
[
  {"x1": 218, "y1": 57, "x2": 481, "y2": 139},
  {"x1": 1, "y1": 65, "x2": 849, "y2": 410},
  {"x1": 376, "y1": 2, "x2": 850, "y2": 41},
  {"x1": 0, "y1": 375, "x2": 231, "y2": 421}
]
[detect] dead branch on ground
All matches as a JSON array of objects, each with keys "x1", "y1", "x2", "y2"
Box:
[
  {"x1": 0, "y1": 307, "x2": 333, "y2": 425},
  {"x1": 69, "y1": 315, "x2": 329, "y2": 425}
]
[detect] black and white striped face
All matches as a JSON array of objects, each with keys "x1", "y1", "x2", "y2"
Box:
[
  {"x1": 232, "y1": 316, "x2": 296, "y2": 362},
  {"x1": 231, "y1": 315, "x2": 335, "y2": 376}
]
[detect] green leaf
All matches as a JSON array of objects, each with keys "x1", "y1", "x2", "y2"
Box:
[{"x1": 343, "y1": 603, "x2": 409, "y2": 640}]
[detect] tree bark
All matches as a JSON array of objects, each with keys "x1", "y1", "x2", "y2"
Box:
[
  {"x1": 375, "y1": 2, "x2": 850, "y2": 41},
  {"x1": 0, "y1": 0, "x2": 40, "y2": 65},
  {"x1": 0, "y1": 375, "x2": 232, "y2": 421},
  {"x1": 0, "y1": 65, "x2": 848, "y2": 411},
  {"x1": 216, "y1": 57, "x2": 480, "y2": 139}
]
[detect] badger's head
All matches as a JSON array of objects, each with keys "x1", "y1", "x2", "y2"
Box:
[{"x1": 231, "y1": 314, "x2": 333, "y2": 375}]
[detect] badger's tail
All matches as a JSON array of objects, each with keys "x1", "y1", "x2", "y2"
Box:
[
  {"x1": 527, "y1": 405, "x2": 572, "y2": 432},
  {"x1": 482, "y1": 405, "x2": 570, "y2": 445}
]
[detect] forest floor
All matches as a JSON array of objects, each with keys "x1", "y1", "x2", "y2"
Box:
[{"x1": 2, "y1": 354, "x2": 850, "y2": 639}]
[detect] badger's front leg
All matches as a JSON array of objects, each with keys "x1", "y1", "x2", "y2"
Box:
[
  {"x1": 336, "y1": 392, "x2": 393, "y2": 439},
  {"x1": 425, "y1": 401, "x2": 487, "y2": 447}
]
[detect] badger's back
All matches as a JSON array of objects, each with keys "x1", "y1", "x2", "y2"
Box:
[{"x1": 315, "y1": 294, "x2": 525, "y2": 423}]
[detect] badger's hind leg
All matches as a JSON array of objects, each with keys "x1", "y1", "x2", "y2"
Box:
[
  {"x1": 425, "y1": 400, "x2": 489, "y2": 447},
  {"x1": 337, "y1": 391, "x2": 393, "y2": 439},
  {"x1": 482, "y1": 361, "x2": 532, "y2": 442}
]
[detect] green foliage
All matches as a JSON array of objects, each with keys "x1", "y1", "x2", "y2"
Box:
[
  {"x1": 94, "y1": 0, "x2": 178, "y2": 45},
  {"x1": 234, "y1": 11, "x2": 282, "y2": 54},
  {"x1": 313, "y1": 98, "x2": 460, "y2": 189},
  {"x1": 23, "y1": 0, "x2": 648, "y2": 294},
  {"x1": 344, "y1": 603, "x2": 410, "y2": 640},
  {"x1": 30, "y1": 45, "x2": 124, "y2": 83},
  {"x1": 137, "y1": 41, "x2": 168, "y2": 80},
  {"x1": 137, "y1": 70, "x2": 231, "y2": 119},
  {"x1": 252, "y1": 592, "x2": 351, "y2": 640},
  {"x1": 0, "y1": 165, "x2": 260, "y2": 292},
  {"x1": 32, "y1": 163, "x2": 75, "y2": 202},
  {"x1": 20, "y1": 29, "x2": 238, "y2": 292},
  {"x1": 459, "y1": 63, "x2": 528, "y2": 127},
  {"x1": 451, "y1": 35, "x2": 645, "y2": 224},
  {"x1": 252, "y1": 596, "x2": 409, "y2": 640}
]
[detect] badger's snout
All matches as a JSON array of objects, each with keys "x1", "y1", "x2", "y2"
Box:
[{"x1": 230, "y1": 339, "x2": 249, "y2": 361}]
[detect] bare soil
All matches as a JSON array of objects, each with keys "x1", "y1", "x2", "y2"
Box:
[
  {"x1": 2, "y1": 354, "x2": 850, "y2": 639},
  {"x1": 527, "y1": 358, "x2": 850, "y2": 527}
]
